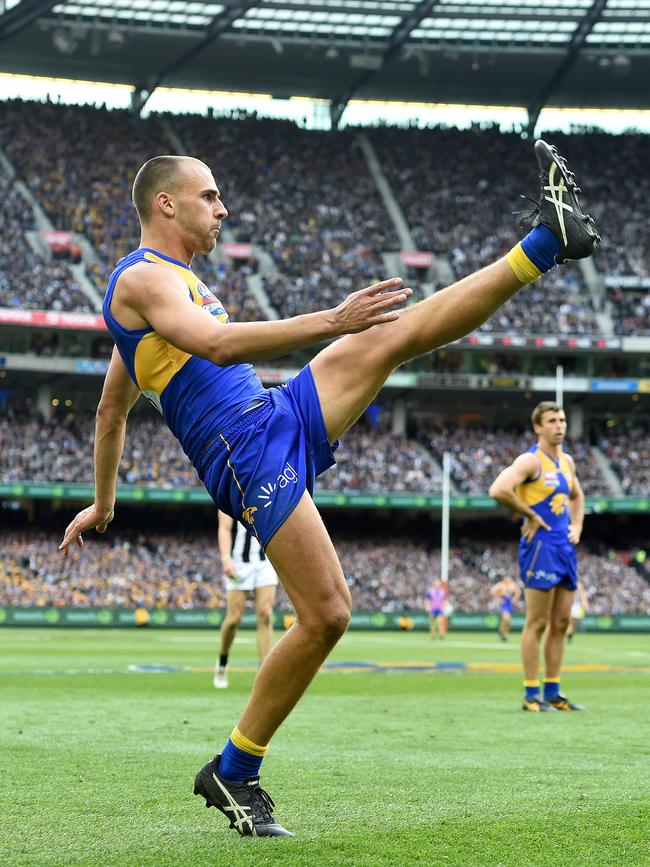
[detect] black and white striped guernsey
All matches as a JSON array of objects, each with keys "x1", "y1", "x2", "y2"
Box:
[{"x1": 232, "y1": 522, "x2": 267, "y2": 564}]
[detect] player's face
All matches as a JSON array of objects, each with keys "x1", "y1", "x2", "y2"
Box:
[
  {"x1": 535, "y1": 410, "x2": 567, "y2": 446},
  {"x1": 175, "y1": 162, "x2": 228, "y2": 254}
]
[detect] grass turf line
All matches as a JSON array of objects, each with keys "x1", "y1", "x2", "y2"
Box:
[{"x1": 1, "y1": 629, "x2": 648, "y2": 866}]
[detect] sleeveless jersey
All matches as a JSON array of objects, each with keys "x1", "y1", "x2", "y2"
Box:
[
  {"x1": 231, "y1": 521, "x2": 267, "y2": 565},
  {"x1": 516, "y1": 445, "x2": 573, "y2": 542},
  {"x1": 427, "y1": 586, "x2": 445, "y2": 612},
  {"x1": 103, "y1": 248, "x2": 266, "y2": 468}
]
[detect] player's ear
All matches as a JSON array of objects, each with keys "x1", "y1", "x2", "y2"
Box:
[{"x1": 155, "y1": 191, "x2": 176, "y2": 218}]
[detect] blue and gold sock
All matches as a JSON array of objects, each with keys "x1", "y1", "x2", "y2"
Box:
[
  {"x1": 218, "y1": 726, "x2": 268, "y2": 784},
  {"x1": 543, "y1": 678, "x2": 560, "y2": 701},
  {"x1": 507, "y1": 225, "x2": 561, "y2": 284},
  {"x1": 524, "y1": 679, "x2": 541, "y2": 701}
]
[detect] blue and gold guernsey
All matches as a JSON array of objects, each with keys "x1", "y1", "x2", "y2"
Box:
[
  {"x1": 517, "y1": 444, "x2": 578, "y2": 591},
  {"x1": 103, "y1": 248, "x2": 266, "y2": 468},
  {"x1": 103, "y1": 246, "x2": 338, "y2": 549},
  {"x1": 517, "y1": 445, "x2": 573, "y2": 542}
]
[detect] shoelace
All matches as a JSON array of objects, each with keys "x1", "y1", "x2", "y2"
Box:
[
  {"x1": 250, "y1": 785, "x2": 276, "y2": 824},
  {"x1": 512, "y1": 193, "x2": 542, "y2": 227}
]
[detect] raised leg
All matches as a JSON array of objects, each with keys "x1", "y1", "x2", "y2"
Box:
[
  {"x1": 235, "y1": 493, "x2": 351, "y2": 746},
  {"x1": 311, "y1": 258, "x2": 522, "y2": 441}
]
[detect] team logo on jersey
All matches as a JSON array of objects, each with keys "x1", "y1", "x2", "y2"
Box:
[
  {"x1": 242, "y1": 506, "x2": 258, "y2": 524},
  {"x1": 544, "y1": 471, "x2": 560, "y2": 487},
  {"x1": 196, "y1": 281, "x2": 228, "y2": 321},
  {"x1": 550, "y1": 493, "x2": 568, "y2": 515}
]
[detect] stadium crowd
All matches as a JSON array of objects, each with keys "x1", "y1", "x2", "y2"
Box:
[
  {"x1": 0, "y1": 171, "x2": 92, "y2": 312},
  {"x1": 417, "y1": 424, "x2": 612, "y2": 496},
  {"x1": 4, "y1": 410, "x2": 642, "y2": 495},
  {"x1": 3, "y1": 101, "x2": 625, "y2": 335},
  {"x1": 600, "y1": 428, "x2": 650, "y2": 495},
  {"x1": 1, "y1": 528, "x2": 647, "y2": 616},
  {"x1": 606, "y1": 285, "x2": 650, "y2": 336}
]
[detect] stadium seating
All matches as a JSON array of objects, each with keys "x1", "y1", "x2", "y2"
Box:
[
  {"x1": 7, "y1": 103, "x2": 648, "y2": 335},
  {"x1": 417, "y1": 424, "x2": 612, "y2": 496},
  {"x1": 1, "y1": 528, "x2": 647, "y2": 615},
  {"x1": 0, "y1": 170, "x2": 92, "y2": 312}
]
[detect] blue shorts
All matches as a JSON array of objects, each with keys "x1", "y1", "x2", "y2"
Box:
[
  {"x1": 198, "y1": 365, "x2": 337, "y2": 549},
  {"x1": 430, "y1": 608, "x2": 443, "y2": 618},
  {"x1": 518, "y1": 537, "x2": 578, "y2": 592},
  {"x1": 500, "y1": 598, "x2": 513, "y2": 615}
]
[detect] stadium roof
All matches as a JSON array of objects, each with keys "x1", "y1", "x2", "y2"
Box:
[{"x1": 2, "y1": 0, "x2": 650, "y2": 125}]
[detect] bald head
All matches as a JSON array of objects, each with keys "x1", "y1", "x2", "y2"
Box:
[{"x1": 132, "y1": 155, "x2": 208, "y2": 223}]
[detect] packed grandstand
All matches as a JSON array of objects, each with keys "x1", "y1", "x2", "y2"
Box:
[{"x1": 0, "y1": 100, "x2": 649, "y2": 618}]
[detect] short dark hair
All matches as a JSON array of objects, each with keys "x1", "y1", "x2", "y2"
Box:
[
  {"x1": 132, "y1": 155, "x2": 189, "y2": 223},
  {"x1": 531, "y1": 400, "x2": 563, "y2": 428}
]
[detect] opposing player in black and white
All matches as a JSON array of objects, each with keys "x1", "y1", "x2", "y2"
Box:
[{"x1": 214, "y1": 509, "x2": 279, "y2": 689}]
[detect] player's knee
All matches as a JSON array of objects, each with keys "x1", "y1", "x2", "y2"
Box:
[
  {"x1": 226, "y1": 610, "x2": 243, "y2": 628},
  {"x1": 321, "y1": 602, "x2": 351, "y2": 644},
  {"x1": 257, "y1": 605, "x2": 273, "y2": 627},
  {"x1": 307, "y1": 596, "x2": 351, "y2": 645},
  {"x1": 526, "y1": 615, "x2": 548, "y2": 637},
  {"x1": 551, "y1": 615, "x2": 571, "y2": 635}
]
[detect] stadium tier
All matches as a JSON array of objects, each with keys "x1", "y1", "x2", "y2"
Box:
[
  {"x1": 0, "y1": 101, "x2": 647, "y2": 340},
  {"x1": 1, "y1": 410, "x2": 648, "y2": 496},
  {"x1": 1, "y1": 527, "x2": 648, "y2": 616},
  {"x1": 0, "y1": 99, "x2": 649, "y2": 624}
]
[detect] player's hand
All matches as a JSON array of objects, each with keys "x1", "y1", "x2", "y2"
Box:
[
  {"x1": 58, "y1": 503, "x2": 114, "y2": 557},
  {"x1": 568, "y1": 524, "x2": 582, "y2": 545},
  {"x1": 222, "y1": 557, "x2": 238, "y2": 579},
  {"x1": 332, "y1": 278, "x2": 412, "y2": 335},
  {"x1": 520, "y1": 513, "x2": 550, "y2": 543}
]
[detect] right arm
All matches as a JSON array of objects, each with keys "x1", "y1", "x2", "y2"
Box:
[
  {"x1": 121, "y1": 266, "x2": 411, "y2": 365},
  {"x1": 489, "y1": 454, "x2": 551, "y2": 541},
  {"x1": 59, "y1": 348, "x2": 140, "y2": 555},
  {"x1": 217, "y1": 510, "x2": 237, "y2": 579}
]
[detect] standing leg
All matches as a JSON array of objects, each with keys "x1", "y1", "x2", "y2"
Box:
[
  {"x1": 235, "y1": 493, "x2": 351, "y2": 746},
  {"x1": 543, "y1": 586, "x2": 575, "y2": 706},
  {"x1": 500, "y1": 611, "x2": 511, "y2": 641},
  {"x1": 214, "y1": 589, "x2": 245, "y2": 688},
  {"x1": 521, "y1": 588, "x2": 554, "y2": 706},
  {"x1": 254, "y1": 584, "x2": 276, "y2": 664}
]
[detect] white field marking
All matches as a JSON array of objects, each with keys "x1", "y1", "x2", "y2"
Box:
[
  {"x1": 624, "y1": 650, "x2": 650, "y2": 658},
  {"x1": 165, "y1": 635, "x2": 256, "y2": 644}
]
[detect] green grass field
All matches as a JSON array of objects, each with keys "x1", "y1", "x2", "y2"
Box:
[{"x1": 2, "y1": 628, "x2": 649, "y2": 866}]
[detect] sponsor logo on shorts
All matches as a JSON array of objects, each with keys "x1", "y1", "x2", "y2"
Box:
[
  {"x1": 258, "y1": 462, "x2": 298, "y2": 508},
  {"x1": 527, "y1": 569, "x2": 558, "y2": 581},
  {"x1": 242, "y1": 506, "x2": 258, "y2": 524}
]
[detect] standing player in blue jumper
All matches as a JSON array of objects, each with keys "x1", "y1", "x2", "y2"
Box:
[
  {"x1": 489, "y1": 402, "x2": 586, "y2": 712},
  {"x1": 60, "y1": 141, "x2": 598, "y2": 835}
]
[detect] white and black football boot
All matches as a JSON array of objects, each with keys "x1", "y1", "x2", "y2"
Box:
[
  {"x1": 193, "y1": 755, "x2": 293, "y2": 837},
  {"x1": 528, "y1": 139, "x2": 600, "y2": 264}
]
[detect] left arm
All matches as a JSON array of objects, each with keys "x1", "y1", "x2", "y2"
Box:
[{"x1": 567, "y1": 456, "x2": 585, "y2": 545}]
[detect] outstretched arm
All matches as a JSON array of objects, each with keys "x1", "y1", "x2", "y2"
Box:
[
  {"x1": 120, "y1": 265, "x2": 412, "y2": 366},
  {"x1": 59, "y1": 347, "x2": 140, "y2": 555}
]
